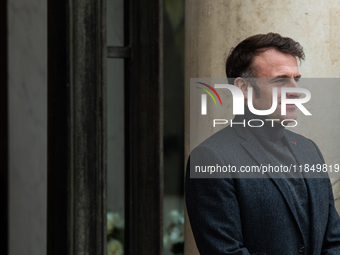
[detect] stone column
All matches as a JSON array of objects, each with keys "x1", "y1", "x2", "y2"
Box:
[
  {"x1": 8, "y1": 0, "x2": 47, "y2": 254},
  {"x1": 184, "y1": 1, "x2": 340, "y2": 253}
]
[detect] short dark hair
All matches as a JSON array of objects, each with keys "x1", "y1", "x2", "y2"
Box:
[{"x1": 225, "y1": 33, "x2": 305, "y2": 85}]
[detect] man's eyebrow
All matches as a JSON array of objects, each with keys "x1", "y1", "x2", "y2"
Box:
[{"x1": 269, "y1": 74, "x2": 302, "y2": 80}]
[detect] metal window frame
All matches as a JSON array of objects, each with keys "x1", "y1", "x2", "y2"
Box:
[
  {"x1": 123, "y1": 0, "x2": 163, "y2": 254},
  {"x1": 48, "y1": 0, "x2": 163, "y2": 254},
  {"x1": 67, "y1": 0, "x2": 107, "y2": 254},
  {"x1": 48, "y1": 0, "x2": 107, "y2": 254}
]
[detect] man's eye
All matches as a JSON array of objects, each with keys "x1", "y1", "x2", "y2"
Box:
[{"x1": 294, "y1": 78, "x2": 300, "y2": 82}]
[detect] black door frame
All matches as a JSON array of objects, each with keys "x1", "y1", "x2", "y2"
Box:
[
  {"x1": 123, "y1": 0, "x2": 163, "y2": 254},
  {"x1": 48, "y1": 0, "x2": 163, "y2": 254}
]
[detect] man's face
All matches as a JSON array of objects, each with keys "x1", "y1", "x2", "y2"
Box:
[{"x1": 249, "y1": 48, "x2": 301, "y2": 122}]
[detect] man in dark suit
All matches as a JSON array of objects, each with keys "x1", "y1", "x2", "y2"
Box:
[{"x1": 185, "y1": 33, "x2": 340, "y2": 254}]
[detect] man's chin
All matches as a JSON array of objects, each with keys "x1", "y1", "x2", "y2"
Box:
[
  {"x1": 266, "y1": 115, "x2": 297, "y2": 123},
  {"x1": 280, "y1": 114, "x2": 298, "y2": 123}
]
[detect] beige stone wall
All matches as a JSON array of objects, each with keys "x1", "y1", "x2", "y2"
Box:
[{"x1": 184, "y1": 1, "x2": 340, "y2": 254}]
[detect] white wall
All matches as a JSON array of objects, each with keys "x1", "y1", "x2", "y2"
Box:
[{"x1": 8, "y1": 0, "x2": 47, "y2": 254}]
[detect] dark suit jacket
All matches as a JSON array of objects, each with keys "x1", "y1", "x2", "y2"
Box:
[{"x1": 185, "y1": 122, "x2": 340, "y2": 255}]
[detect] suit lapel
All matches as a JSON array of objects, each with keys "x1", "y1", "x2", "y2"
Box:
[
  {"x1": 304, "y1": 178, "x2": 321, "y2": 254},
  {"x1": 233, "y1": 124, "x2": 304, "y2": 237},
  {"x1": 284, "y1": 131, "x2": 325, "y2": 178},
  {"x1": 284, "y1": 131, "x2": 324, "y2": 252}
]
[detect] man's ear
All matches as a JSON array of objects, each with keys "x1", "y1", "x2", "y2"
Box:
[{"x1": 234, "y1": 77, "x2": 250, "y2": 100}]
